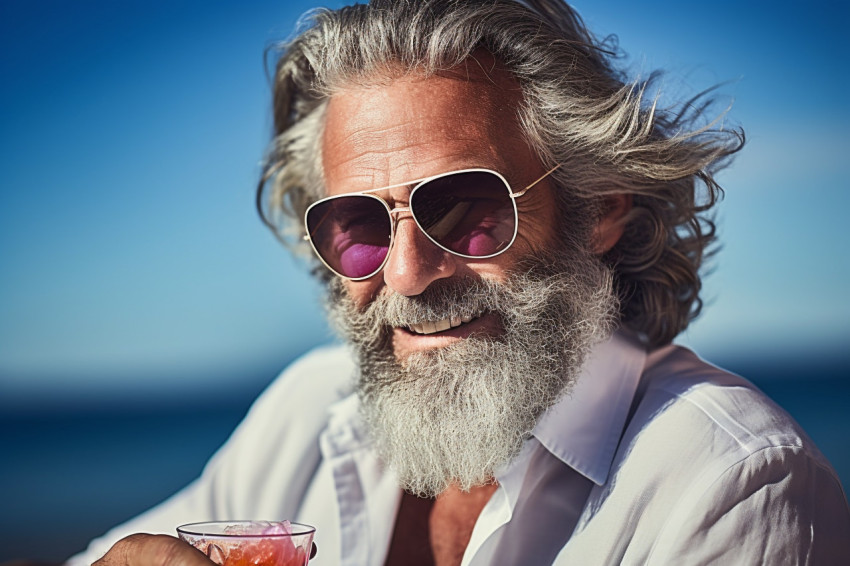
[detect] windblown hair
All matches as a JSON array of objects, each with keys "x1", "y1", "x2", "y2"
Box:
[{"x1": 257, "y1": 0, "x2": 744, "y2": 347}]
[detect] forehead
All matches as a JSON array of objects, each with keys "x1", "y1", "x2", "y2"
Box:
[{"x1": 321, "y1": 62, "x2": 535, "y2": 195}]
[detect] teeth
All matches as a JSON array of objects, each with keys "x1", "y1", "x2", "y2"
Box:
[{"x1": 408, "y1": 314, "x2": 479, "y2": 335}]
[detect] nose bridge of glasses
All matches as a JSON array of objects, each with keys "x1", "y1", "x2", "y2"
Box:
[
  {"x1": 373, "y1": 184, "x2": 414, "y2": 223},
  {"x1": 388, "y1": 205, "x2": 411, "y2": 216},
  {"x1": 387, "y1": 205, "x2": 415, "y2": 247}
]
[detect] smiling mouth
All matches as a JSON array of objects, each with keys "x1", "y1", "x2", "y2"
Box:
[{"x1": 406, "y1": 314, "x2": 481, "y2": 335}]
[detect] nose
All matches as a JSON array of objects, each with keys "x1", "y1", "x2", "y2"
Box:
[{"x1": 382, "y1": 215, "x2": 457, "y2": 296}]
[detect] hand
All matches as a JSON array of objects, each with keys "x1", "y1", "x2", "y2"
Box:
[{"x1": 92, "y1": 534, "x2": 214, "y2": 566}]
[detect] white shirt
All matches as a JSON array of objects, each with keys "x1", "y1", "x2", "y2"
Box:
[{"x1": 70, "y1": 333, "x2": 850, "y2": 565}]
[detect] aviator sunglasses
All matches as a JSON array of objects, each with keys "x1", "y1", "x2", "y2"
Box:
[{"x1": 304, "y1": 165, "x2": 561, "y2": 280}]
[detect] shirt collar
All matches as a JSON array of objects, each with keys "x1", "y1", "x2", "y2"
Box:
[{"x1": 532, "y1": 330, "x2": 647, "y2": 486}]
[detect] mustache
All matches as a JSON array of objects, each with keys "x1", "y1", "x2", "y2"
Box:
[
  {"x1": 330, "y1": 250, "x2": 585, "y2": 326},
  {"x1": 360, "y1": 277, "x2": 503, "y2": 327},
  {"x1": 327, "y1": 276, "x2": 511, "y2": 351},
  {"x1": 370, "y1": 249, "x2": 601, "y2": 319}
]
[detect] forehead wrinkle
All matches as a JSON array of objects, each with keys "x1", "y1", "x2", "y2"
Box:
[
  {"x1": 324, "y1": 76, "x2": 515, "y2": 146},
  {"x1": 326, "y1": 144, "x2": 501, "y2": 195},
  {"x1": 324, "y1": 118, "x2": 504, "y2": 188},
  {"x1": 332, "y1": 138, "x2": 485, "y2": 168},
  {"x1": 326, "y1": 113, "x2": 495, "y2": 151}
]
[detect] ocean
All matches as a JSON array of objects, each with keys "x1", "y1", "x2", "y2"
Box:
[{"x1": 1, "y1": 360, "x2": 848, "y2": 562}]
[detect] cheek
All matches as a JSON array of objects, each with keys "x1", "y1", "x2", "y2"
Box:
[
  {"x1": 343, "y1": 278, "x2": 382, "y2": 309},
  {"x1": 512, "y1": 212, "x2": 557, "y2": 256}
]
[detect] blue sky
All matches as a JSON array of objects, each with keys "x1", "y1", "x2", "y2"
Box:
[{"x1": 1, "y1": 0, "x2": 848, "y2": 409}]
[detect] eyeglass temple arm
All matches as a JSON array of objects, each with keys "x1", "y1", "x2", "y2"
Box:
[{"x1": 510, "y1": 164, "x2": 561, "y2": 198}]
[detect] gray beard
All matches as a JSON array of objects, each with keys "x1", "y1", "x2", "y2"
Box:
[{"x1": 325, "y1": 248, "x2": 617, "y2": 497}]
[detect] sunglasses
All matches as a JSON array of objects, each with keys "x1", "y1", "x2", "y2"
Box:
[{"x1": 303, "y1": 165, "x2": 561, "y2": 280}]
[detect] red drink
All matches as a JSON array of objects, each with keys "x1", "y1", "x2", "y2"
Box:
[{"x1": 177, "y1": 520, "x2": 315, "y2": 566}]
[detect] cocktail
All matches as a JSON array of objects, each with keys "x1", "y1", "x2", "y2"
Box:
[{"x1": 177, "y1": 520, "x2": 316, "y2": 566}]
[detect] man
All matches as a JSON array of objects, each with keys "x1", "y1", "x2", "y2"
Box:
[{"x1": 74, "y1": 0, "x2": 849, "y2": 564}]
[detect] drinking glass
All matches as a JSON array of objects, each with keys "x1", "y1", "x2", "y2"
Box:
[{"x1": 177, "y1": 520, "x2": 316, "y2": 566}]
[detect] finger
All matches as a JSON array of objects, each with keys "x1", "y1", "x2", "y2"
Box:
[{"x1": 93, "y1": 534, "x2": 213, "y2": 566}]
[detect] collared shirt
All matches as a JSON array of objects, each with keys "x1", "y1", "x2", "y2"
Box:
[{"x1": 70, "y1": 333, "x2": 850, "y2": 565}]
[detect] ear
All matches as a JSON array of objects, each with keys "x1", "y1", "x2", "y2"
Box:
[{"x1": 592, "y1": 193, "x2": 632, "y2": 255}]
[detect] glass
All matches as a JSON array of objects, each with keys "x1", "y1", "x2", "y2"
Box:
[
  {"x1": 304, "y1": 165, "x2": 560, "y2": 280},
  {"x1": 177, "y1": 520, "x2": 316, "y2": 566}
]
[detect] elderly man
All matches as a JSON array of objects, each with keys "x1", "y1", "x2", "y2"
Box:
[{"x1": 74, "y1": 0, "x2": 848, "y2": 564}]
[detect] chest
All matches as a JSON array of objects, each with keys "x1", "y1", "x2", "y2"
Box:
[
  {"x1": 384, "y1": 486, "x2": 498, "y2": 566},
  {"x1": 298, "y1": 436, "x2": 593, "y2": 565}
]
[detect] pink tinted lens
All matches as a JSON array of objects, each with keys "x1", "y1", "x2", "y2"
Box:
[
  {"x1": 306, "y1": 195, "x2": 391, "y2": 278},
  {"x1": 413, "y1": 171, "x2": 516, "y2": 257}
]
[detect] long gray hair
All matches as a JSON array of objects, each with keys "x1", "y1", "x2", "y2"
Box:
[{"x1": 256, "y1": 0, "x2": 744, "y2": 347}]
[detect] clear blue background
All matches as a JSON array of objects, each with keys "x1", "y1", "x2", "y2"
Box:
[{"x1": 0, "y1": 0, "x2": 848, "y2": 561}]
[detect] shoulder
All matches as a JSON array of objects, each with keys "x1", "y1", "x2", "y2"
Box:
[
  {"x1": 632, "y1": 344, "x2": 823, "y2": 462},
  {"x1": 229, "y1": 342, "x2": 357, "y2": 443},
  {"x1": 253, "y1": 342, "x2": 356, "y2": 413},
  {"x1": 618, "y1": 343, "x2": 840, "y2": 489},
  {"x1": 597, "y1": 344, "x2": 850, "y2": 562},
  {"x1": 591, "y1": 343, "x2": 838, "y2": 506}
]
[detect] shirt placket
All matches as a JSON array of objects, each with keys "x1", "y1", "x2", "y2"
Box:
[
  {"x1": 321, "y1": 418, "x2": 370, "y2": 566},
  {"x1": 321, "y1": 402, "x2": 401, "y2": 566}
]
